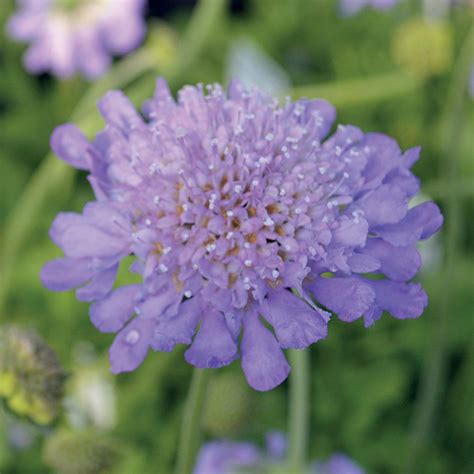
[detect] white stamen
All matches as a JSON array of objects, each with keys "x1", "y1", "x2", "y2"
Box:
[
  {"x1": 184, "y1": 291, "x2": 192, "y2": 298},
  {"x1": 149, "y1": 163, "x2": 159, "y2": 175},
  {"x1": 159, "y1": 264, "x2": 168, "y2": 273},
  {"x1": 272, "y1": 270, "x2": 280, "y2": 279},
  {"x1": 244, "y1": 259, "x2": 252, "y2": 267}
]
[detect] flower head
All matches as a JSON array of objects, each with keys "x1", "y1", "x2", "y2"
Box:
[
  {"x1": 7, "y1": 0, "x2": 146, "y2": 78},
  {"x1": 340, "y1": 0, "x2": 398, "y2": 16},
  {"x1": 194, "y1": 433, "x2": 366, "y2": 474},
  {"x1": 41, "y1": 78, "x2": 442, "y2": 391}
]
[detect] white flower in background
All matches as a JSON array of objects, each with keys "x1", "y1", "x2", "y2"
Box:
[{"x1": 65, "y1": 346, "x2": 116, "y2": 430}]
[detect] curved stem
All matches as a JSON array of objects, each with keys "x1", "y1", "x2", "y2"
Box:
[
  {"x1": 405, "y1": 25, "x2": 474, "y2": 474},
  {"x1": 288, "y1": 349, "x2": 310, "y2": 473},
  {"x1": 168, "y1": 0, "x2": 227, "y2": 83},
  {"x1": 290, "y1": 70, "x2": 422, "y2": 108},
  {"x1": 174, "y1": 368, "x2": 210, "y2": 474}
]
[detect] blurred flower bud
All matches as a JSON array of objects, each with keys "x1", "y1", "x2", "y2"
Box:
[
  {"x1": 392, "y1": 19, "x2": 453, "y2": 78},
  {"x1": 43, "y1": 431, "x2": 122, "y2": 474},
  {"x1": 145, "y1": 22, "x2": 179, "y2": 70},
  {"x1": 203, "y1": 371, "x2": 254, "y2": 437},
  {"x1": 0, "y1": 327, "x2": 65, "y2": 425}
]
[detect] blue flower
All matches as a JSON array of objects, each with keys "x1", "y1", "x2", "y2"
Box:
[{"x1": 42, "y1": 79, "x2": 442, "y2": 390}]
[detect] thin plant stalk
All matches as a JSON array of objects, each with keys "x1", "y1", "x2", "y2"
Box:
[
  {"x1": 174, "y1": 368, "x2": 210, "y2": 474},
  {"x1": 288, "y1": 349, "x2": 310, "y2": 473}
]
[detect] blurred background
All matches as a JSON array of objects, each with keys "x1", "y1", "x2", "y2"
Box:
[{"x1": 0, "y1": 0, "x2": 473, "y2": 473}]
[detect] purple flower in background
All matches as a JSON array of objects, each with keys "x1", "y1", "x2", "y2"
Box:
[
  {"x1": 193, "y1": 440, "x2": 261, "y2": 474},
  {"x1": 7, "y1": 0, "x2": 146, "y2": 79},
  {"x1": 194, "y1": 433, "x2": 366, "y2": 473},
  {"x1": 41, "y1": 78, "x2": 442, "y2": 391},
  {"x1": 314, "y1": 453, "x2": 366, "y2": 474},
  {"x1": 340, "y1": 0, "x2": 399, "y2": 16}
]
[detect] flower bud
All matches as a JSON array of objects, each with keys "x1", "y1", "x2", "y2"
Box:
[
  {"x1": 43, "y1": 431, "x2": 122, "y2": 474},
  {"x1": 203, "y1": 371, "x2": 254, "y2": 436},
  {"x1": 392, "y1": 19, "x2": 453, "y2": 78},
  {"x1": 0, "y1": 326, "x2": 65, "y2": 425}
]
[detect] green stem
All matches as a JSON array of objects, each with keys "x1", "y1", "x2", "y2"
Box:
[
  {"x1": 290, "y1": 70, "x2": 422, "y2": 108},
  {"x1": 424, "y1": 177, "x2": 474, "y2": 199},
  {"x1": 71, "y1": 48, "x2": 157, "y2": 120},
  {"x1": 168, "y1": 0, "x2": 228, "y2": 83},
  {"x1": 175, "y1": 368, "x2": 210, "y2": 474},
  {"x1": 288, "y1": 349, "x2": 310, "y2": 473},
  {"x1": 405, "y1": 25, "x2": 474, "y2": 474}
]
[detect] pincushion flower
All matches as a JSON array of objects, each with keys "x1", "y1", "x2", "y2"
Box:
[
  {"x1": 41, "y1": 78, "x2": 442, "y2": 391},
  {"x1": 194, "y1": 433, "x2": 365, "y2": 473},
  {"x1": 340, "y1": 0, "x2": 398, "y2": 16},
  {"x1": 7, "y1": 0, "x2": 146, "y2": 79}
]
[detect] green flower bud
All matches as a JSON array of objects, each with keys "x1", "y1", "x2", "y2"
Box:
[
  {"x1": 203, "y1": 371, "x2": 254, "y2": 437},
  {"x1": 0, "y1": 326, "x2": 65, "y2": 425},
  {"x1": 392, "y1": 19, "x2": 453, "y2": 78},
  {"x1": 43, "y1": 431, "x2": 122, "y2": 474}
]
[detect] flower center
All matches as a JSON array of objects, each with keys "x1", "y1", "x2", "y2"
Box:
[{"x1": 138, "y1": 135, "x2": 352, "y2": 304}]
